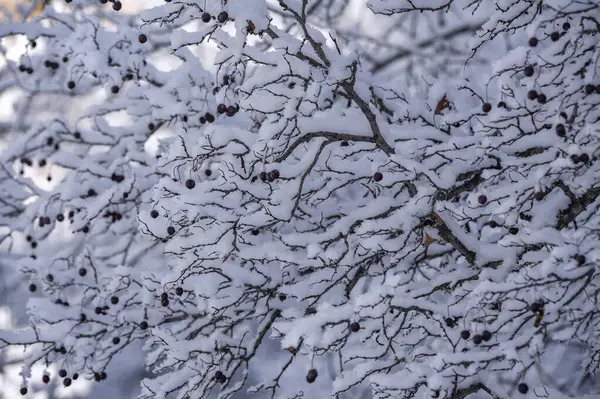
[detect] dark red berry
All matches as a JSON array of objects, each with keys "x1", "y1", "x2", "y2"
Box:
[
  {"x1": 161, "y1": 298, "x2": 169, "y2": 307},
  {"x1": 373, "y1": 172, "x2": 383, "y2": 182},
  {"x1": 150, "y1": 210, "x2": 159, "y2": 218},
  {"x1": 481, "y1": 103, "x2": 492, "y2": 113},
  {"x1": 524, "y1": 65, "x2": 534, "y2": 77},
  {"x1": 259, "y1": 172, "x2": 267, "y2": 182},
  {"x1": 205, "y1": 112, "x2": 215, "y2": 123},
  {"x1": 306, "y1": 369, "x2": 318, "y2": 383},
  {"x1": 217, "y1": 104, "x2": 227, "y2": 114},
  {"x1": 175, "y1": 287, "x2": 184, "y2": 296},
  {"x1": 88, "y1": 189, "x2": 96, "y2": 196},
  {"x1": 140, "y1": 321, "x2": 148, "y2": 330},
  {"x1": 138, "y1": 34, "x2": 147, "y2": 44},
  {"x1": 185, "y1": 179, "x2": 196, "y2": 189},
  {"x1": 111, "y1": 85, "x2": 119, "y2": 94},
  {"x1": 94, "y1": 373, "x2": 101, "y2": 382},
  {"x1": 555, "y1": 124, "x2": 566, "y2": 137},
  {"x1": 161, "y1": 292, "x2": 168, "y2": 301},
  {"x1": 251, "y1": 229, "x2": 259, "y2": 236},
  {"x1": 167, "y1": 226, "x2": 175, "y2": 235},
  {"x1": 95, "y1": 306, "x2": 103, "y2": 314},
  {"x1": 59, "y1": 369, "x2": 67, "y2": 378},
  {"x1": 550, "y1": 31, "x2": 560, "y2": 41},
  {"x1": 472, "y1": 334, "x2": 483, "y2": 345},
  {"x1": 43, "y1": 375, "x2": 50, "y2": 384},
  {"x1": 477, "y1": 195, "x2": 487, "y2": 205},
  {"x1": 460, "y1": 330, "x2": 470, "y2": 340},
  {"x1": 201, "y1": 12, "x2": 211, "y2": 23},
  {"x1": 29, "y1": 283, "x2": 37, "y2": 292},
  {"x1": 579, "y1": 153, "x2": 589, "y2": 163},
  {"x1": 112, "y1": 337, "x2": 120, "y2": 345},
  {"x1": 527, "y1": 90, "x2": 538, "y2": 100},
  {"x1": 46, "y1": 274, "x2": 54, "y2": 282},
  {"x1": 509, "y1": 227, "x2": 519, "y2": 235},
  {"x1": 528, "y1": 37, "x2": 538, "y2": 47},
  {"x1": 199, "y1": 116, "x2": 206, "y2": 124},
  {"x1": 57, "y1": 214, "x2": 64, "y2": 222},
  {"x1": 225, "y1": 106, "x2": 236, "y2": 117},
  {"x1": 517, "y1": 383, "x2": 529, "y2": 394},
  {"x1": 112, "y1": 1, "x2": 122, "y2": 11},
  {"x1": 110, "y1": 296, "x2": 119, "y2": 305},
  {"x1": 217, "y1": 11, "x2": 229, "y2": 23},
  {"x1": 562, "y1": 22, "x2": 570, "y2": 30},
  {"x1": 63, "y1": 377, "x2": 72, "y2": 386},
  {"x1": 72, "y1": 373, "x2": 78, "y2": 380},
  {"x1": 482, "y1": 330, "x2": 492, "y2": 341},
  {"x1": 78, "y1": 268, "x2": 87, "y2": 276},
  {"x1": 349, "y1": 322, "x2": 360, "y2": 332},
  {"x1": 20, "y1": 387, "x2": 28, "y2": 395},
  {"x1": 68, "y1": 81, "x2": 75, "y2": 89},
  {"x1": 585, "y1": 84, "x2": 596, "y2": 94},
  {"x1": 575, "y1": 254, "x2": 586, "y2": 265},
  {"x1": 537, "y1": 93, "x2": 547, "y2": 104}
]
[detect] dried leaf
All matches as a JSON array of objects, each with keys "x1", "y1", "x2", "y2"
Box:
[
  {"x1": 434, "y1": 94, "x2": 450, "y2": 115},
  {"x1": 246, "y1": 20, "x2": 256, "y2": 34},
  {"x1": 285, "y1": 346, "x2": 297, "y2": 356}
]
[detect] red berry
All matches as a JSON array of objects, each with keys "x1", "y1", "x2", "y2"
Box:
[
  {"x1": 373, "y1": 172, "x2": 383, "y2": 182},
  {"x1": 349, "y1": 322, "x2": 360, "y2": 332},
  {"x1": 138, "y1": 34, "x2": 147, "y2": 44},
  {"x1": 481, "y1": 103, "x2": 492, "y2": 113},
  {"x1": 477, "y1": 195, "x2": 487, "y2": 205}
]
